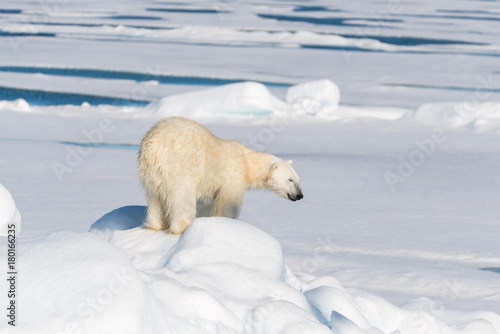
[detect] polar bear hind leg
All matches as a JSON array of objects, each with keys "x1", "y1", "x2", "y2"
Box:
[
  {"x1": 167, "y1": 188, "x2": 197, "y2": 235},
  {"x1": 144, "y1": 190, "x2": 169, "y2": 231}
]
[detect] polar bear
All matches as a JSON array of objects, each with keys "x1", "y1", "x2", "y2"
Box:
[{"x1": 138, "y1": 117, "x2": 303, "y2": 234}]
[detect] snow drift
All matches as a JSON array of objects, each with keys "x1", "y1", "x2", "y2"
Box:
[
  {"x1": 145, "y1": 80, "x2": 342, "y2": 119},
  {"x1": 1, "y1": 205, "x2": 499, "y2": 334},
  {"x1": 146, "y1": 81, "x2": 288, "y2": 117},
  {"x1": 286, "y1": 79, "x2": 341, "y2": 116},
  {"x1": 407, "y1": 102, "x2": 500, "y2": 132}
]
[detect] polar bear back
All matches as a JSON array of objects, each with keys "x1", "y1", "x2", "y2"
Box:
[{"x1": 138, "y1": 117, "x2": 245, "y2": 199}]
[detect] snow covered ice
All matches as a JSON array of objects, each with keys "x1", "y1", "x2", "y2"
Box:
[
  {"x1": 1, "y1": 205, "x2": 498, "y2": 333},
  {"x1": 1, "y1": 0, "x2": 500, "y2": 333}
]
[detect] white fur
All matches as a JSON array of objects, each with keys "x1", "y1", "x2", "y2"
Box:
[{"x1": 138, "y1": 117, "x2": 303, "y2": 234}]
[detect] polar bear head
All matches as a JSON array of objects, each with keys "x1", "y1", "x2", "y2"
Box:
[{"x1": 266, "y1": 159, "x2": 303, "y2": 201}]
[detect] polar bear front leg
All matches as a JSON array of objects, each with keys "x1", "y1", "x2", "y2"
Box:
[
  {"x1": 167, "y1": 189, "x2": 197, "y2": 234},
  {"x1": 213, "y1": 188, "x2": 243, "y2": 219}
]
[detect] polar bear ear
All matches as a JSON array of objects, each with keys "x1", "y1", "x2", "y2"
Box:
[
  {"x1": 266, "y1": 163, "x2": 279, "y2": 181},
  {"x1": 287, "y1": 160, "x2": 293, "y2": 165},
  {"x1": 269, "y1": 163, "x2": 279, "y2": 172}
]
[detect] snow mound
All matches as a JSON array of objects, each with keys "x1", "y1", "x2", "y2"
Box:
[
  {"x1": 0, "y1": 99, "x2": 30, "y2": 112},
  {"x1": 144, "y1": 80, "x2": 347, "y2": 119},
  {"x1": 146, "y1": 81, "x2": 288, "y2": 118},
  {"x1": 1, "y1": 206, "x2": 499, "y2": 333},
  {"x1": 166, "y1": 216, "x2": 285, "y2": 280},
  {"x1": 141, "y1": 79, "x2": 413, "y2": 121},
  {"x1": 408, "y1": 102, "x2": 500, "y2": 132},
  {"x1": 286, "y1": 79, "x2": 341, "y2": 116},
  {"x1": 0, "y1": 183, "x2": 21, "y2": 236}
]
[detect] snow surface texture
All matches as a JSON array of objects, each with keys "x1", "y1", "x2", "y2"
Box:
[
  {"x1": 1, "y1": 205, "x2": 498, "y2": 334},
  {"x1": 0, "y1": 183, "x2": 21, "y2": 236}
]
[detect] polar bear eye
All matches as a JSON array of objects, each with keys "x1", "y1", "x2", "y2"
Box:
[{"x1": 288, "y1": 178, "x2": 293, "y2": 182}]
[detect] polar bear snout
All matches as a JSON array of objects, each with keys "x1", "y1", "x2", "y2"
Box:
[
  {"x1": 287, "y1": 185, "x2": 303, "y2": 202},
  {"x1": 296, "y1": 191, "x2": 304, "y2": 200}
]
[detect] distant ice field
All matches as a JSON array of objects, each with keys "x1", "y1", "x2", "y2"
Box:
[{"x1": 0, "y1": 0, "x2": 500, "y2": 108}]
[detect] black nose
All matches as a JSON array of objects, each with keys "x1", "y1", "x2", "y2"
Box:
[{"x1": 297, "y1": 193, "x2": 303, "y2": 200}]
